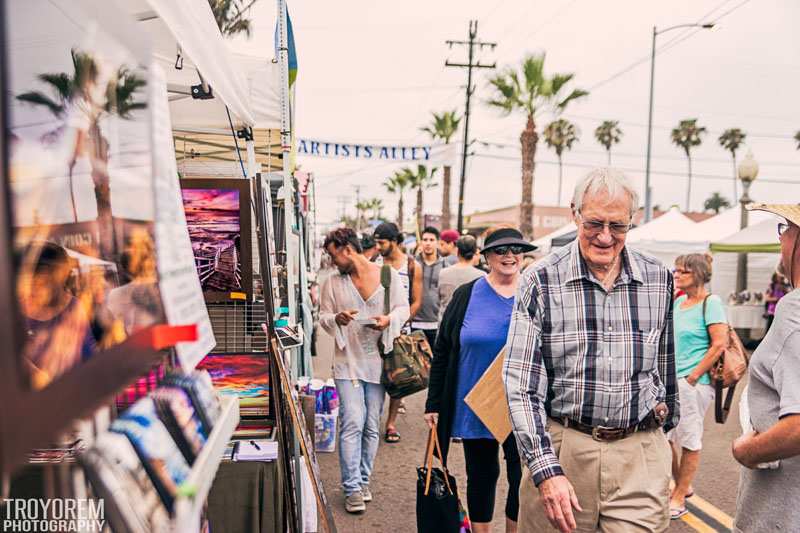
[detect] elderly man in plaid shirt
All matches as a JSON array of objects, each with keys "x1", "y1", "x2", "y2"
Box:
[{"x1": 504, "y1": 168, "x2": 678, "y2": 533}]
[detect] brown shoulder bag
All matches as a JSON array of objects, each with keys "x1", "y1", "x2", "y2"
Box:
[{"x1": 702, "y1": 295, "x2": 748, "y2": 423}]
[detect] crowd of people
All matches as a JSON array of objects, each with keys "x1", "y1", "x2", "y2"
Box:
[{"x1": 317, "y1": 167, "x2": 800, "y2": 532}]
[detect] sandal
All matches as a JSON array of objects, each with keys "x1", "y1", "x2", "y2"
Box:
[
  {"x1": 384, "y1": 428, "x2": 401, "y2": 443},
  {"x1": 670, "y1": 507, "x2": 688, "y2": 520}
]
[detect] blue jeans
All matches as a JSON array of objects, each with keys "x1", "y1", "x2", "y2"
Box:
[{"x1": 335, "y1": 379, "x2": 386, "y2": 495}]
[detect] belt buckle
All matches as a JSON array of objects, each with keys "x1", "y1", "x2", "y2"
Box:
[{"x1": 591, "y1": 426, "x2": 609, "y2": 442}]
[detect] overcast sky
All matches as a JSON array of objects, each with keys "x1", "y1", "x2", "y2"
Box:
[{"x1": 231, "y1": 0, "x2": 800, "y2": 225}]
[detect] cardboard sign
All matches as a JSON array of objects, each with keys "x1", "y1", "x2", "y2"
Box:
[{"x1": 464, "y1": 348, "x2": 512, "y2": 442}]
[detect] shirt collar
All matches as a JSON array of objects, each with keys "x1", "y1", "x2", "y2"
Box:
[{"x1": 566, "y1": 241, "x2": 644, "y2": 286}]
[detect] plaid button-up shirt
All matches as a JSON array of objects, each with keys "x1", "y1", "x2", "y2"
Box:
[{"x1": 503, "y1": 241, "x2": 677, "y2": 486}]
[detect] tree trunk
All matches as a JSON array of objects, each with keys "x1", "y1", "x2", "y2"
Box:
[
  {"x1": 607, "y1": 149, "x2": 611, "y2": 166},
  {"x1": 557, "y1": 156, "x2": 563, "y2": 206},
  {"x1": 685, "y1": 154, "x2": 693, "y2": 212},
  {"x1": 441, "y1": 164, "x2": 452, "y2": 230},
  {"x1": 416, "y1": 186, "x2": 423, "y2": 237},
  {"x1": 519, "y1": 115, "x2": 538, "y2": 240},
  {"x1": 732, "y1": 153, "x2": 738, "y2": 203},
  {"x1": 89, "y1": 120, "x2": 114, "y2": 259},
  {"x1": 398, "y1": 192, "x2": 404, "y2": 231}
]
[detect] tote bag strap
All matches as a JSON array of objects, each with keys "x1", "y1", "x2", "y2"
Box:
[
  {"x1": 381, "y1": 264, "x2": 392, "y2": 315},
  {"x1": 423, "y1": 425, "x2": 453, "y2": 496}
]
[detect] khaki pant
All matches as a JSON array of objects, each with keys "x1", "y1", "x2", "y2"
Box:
[{"x1": 519, "y1": 419, "x2": 671, "y2": 532}]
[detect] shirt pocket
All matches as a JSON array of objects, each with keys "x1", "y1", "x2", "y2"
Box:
[{"x1": 635, "y1": 328, "x2": 660, "y2": 374}]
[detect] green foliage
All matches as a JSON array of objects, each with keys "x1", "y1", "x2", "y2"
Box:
[
  {"x1": 208, "y1": 0, "x2": 258, "y2": 38},
  {"x1": 594, "y1": 120, "x2": 622, "y2": 153},
  {"x1": 704, "y1": 192, "x2": 731, "y2": 214},
  {"x1": 718, "y1": 128, "x2": 746, "y2": 155},
  {"x1": 486, "y1": 53, "x2": 588, "y2": 119},
  {"x1": 794, "y1": 130, "x2": 800, "y2": 150},
  {"x1": 671, "y1": 118, "x2": 706, "y2": 156},
  {"x1": 16, "y1": 48, "x2": 145, "y2": 121},
  {"x1": 543, "y1": 118, "x2": 579, "y2": 158},
  {"x1": 420, "y1": 110, "x2": 462, "y2": 144}
]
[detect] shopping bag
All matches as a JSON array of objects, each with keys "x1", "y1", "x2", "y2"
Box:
[{"x1": 416, "y1": 427, "x2": 471, "y2": 533}]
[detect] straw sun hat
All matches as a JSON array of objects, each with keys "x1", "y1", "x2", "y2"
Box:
[{"x1": 747, "y1": 203, "x2": 800, "y2": 227}]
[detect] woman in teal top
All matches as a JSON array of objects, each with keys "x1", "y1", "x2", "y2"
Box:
[{"x1": 668, "y1": 253, "x2": 728, "y2": 519}]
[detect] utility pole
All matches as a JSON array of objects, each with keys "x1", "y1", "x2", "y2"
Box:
[{"x1": 446, "y1": 20, "x2": 496, "y2": 233}]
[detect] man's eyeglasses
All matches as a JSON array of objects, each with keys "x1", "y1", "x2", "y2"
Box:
[
  {"x1": 489, "y1": 245, "x2": 525, "y2": 255},
  {"x1": 778, "y1": 222, "x2": 791, "y2": 237},
  {"x1": 578, "y1": 215, "x2": 632, "y2": 235}
]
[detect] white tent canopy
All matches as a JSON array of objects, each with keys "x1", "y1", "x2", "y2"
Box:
[
  {"x1": 627, "y1": 207, "x2": 698, "y2": 243},
  {"x1": 129, "y1": 0, "x2": 281, "y2": 130},
  {"x1": 532, "y1": 222, "x2": 576, "y2": 254},
  {"x1": 693, "y1": 205, "x2": 773, "y2": 242},
  {"x1": 709, "y1": 217, "x2": 781, "y2": 298}
]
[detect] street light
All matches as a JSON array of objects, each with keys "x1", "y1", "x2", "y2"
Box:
[
  {"x1": 643, "y1": 22, "x2": 716, "y2": 222},
  {"x1": 736, "y1": 150, "x2": 758, "y2": 292}
]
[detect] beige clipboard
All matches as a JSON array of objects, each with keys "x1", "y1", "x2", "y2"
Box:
[{"x1": 464, "y1": 348, "x2": 512, "y2": 442}]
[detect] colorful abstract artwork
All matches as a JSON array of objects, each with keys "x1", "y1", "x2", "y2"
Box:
[{"x1": 196, "y1": 354, "x2": 269, "y2": 402}]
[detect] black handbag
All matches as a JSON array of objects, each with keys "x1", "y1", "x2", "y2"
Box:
[{"x1": 416, "y1": 426, "x2": 470, "y2": 533}]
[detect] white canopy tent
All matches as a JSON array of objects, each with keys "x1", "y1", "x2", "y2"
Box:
[
  {"x1": 626, "y1": 208, "x2": 704, "y2": 266},
  {"x1": 709, "y1": 217, "x2": 781, "y2": 298},
  {"x1": 531, "y1": 222, "x2": 576, "y2": 254}
]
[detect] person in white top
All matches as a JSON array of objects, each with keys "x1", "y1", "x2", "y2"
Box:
[{"x1": 319, "y1": 228, "x2": 409, "y2": 513}]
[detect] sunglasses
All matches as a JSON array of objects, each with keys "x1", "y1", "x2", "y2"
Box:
[
  {"x1": 577, "y1": 215, "x2": 632, "y2": 235},
  {"x1": 489, "y1": 245, "x2": 525, "y2": 256},
  {"x1": 672, "y1": 269, "x2": 692, "y2": 276},
  {"x1": 778, "y1": 222, "x2": 791, "y2": 237}
]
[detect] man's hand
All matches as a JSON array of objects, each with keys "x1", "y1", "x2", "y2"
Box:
[
  {"x1": 423, "y1": 412, "x2": 438, "y2": 429},
  {"x1": 335, "y1": 309, "x2": 358, "y2": 326},
  {"x1": 732, "y1": 431, "x2": 760, "y2": 469},
  {"x1": 367, "y1": 315, "x2": 390, "y2": 331},
  {"x1": 537, "y1": 475, "x2": 582, "y2": 533}
]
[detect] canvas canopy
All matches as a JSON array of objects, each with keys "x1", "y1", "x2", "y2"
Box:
[
  {"x1": 531, "y1": 222, "x2": 577, "y2": 254},
  {"x1": 129, "y1": 0, "x2": 281, "y2": 130},
  {"x1": 709, "y1": 218, "x2": 781, "y2": 253}
]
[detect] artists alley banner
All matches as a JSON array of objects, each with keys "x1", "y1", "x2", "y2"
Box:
[{"x1": 297, "y1": 139, "x2": 457, "y2": 165}]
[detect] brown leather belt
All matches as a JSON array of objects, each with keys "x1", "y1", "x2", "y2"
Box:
[{"x1": 552, "y1": 411, "x2": 662, "y2": 442}]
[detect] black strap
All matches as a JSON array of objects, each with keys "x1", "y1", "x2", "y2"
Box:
[
  {"x1": 701, "y1": 294, "x2": 736, "y2": 424},
  {"x1": 380, "y1": 264, "x2": 391, "y2": 315}
]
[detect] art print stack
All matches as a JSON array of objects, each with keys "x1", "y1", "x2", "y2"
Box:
[
  {"x1": 80, "y1": 370, "x2": 223, "y2": 532},
  {"x1": 196, "y1": 353, "x2": 272, "y2": 439}
]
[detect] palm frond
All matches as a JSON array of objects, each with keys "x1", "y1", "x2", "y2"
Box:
[
  {"x1": 36, "y1": 73, "x2": 73, "y2": 101},
  {"x1": 16, "y1": 92, "x2": 65, "y2": 117},
  {"x1": 556, "y1": 88, "x2": 589, "y2": 111}
]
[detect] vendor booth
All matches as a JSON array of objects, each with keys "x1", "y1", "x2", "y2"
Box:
[
  {"x1": 2, "y1": 0, "x2": 328, "y2": 532},
  {"x1": 710, "y1": 217, "x2": 781, "y2": 331}
]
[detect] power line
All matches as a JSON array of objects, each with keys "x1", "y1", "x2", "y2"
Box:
[
  {"x1": 587, "y1": 0, "x2": 751, "y2": 93},
  {"x1": 446, "y1": 19, "x2": 497, "y2": 232},
  {"x1": 472, "y1": 152, "x2": 800, "y2": 184}
]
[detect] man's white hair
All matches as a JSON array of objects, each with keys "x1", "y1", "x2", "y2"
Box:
[{"x1": 572, "y1": 167, "x2": 639, "y2": 217}]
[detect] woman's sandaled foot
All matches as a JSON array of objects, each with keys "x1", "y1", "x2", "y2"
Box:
[
  {"x1": 384, "y1": 428, "x2": 400, "y2": 443},
  {"x1": 670, "y1": 506, "x2": 688, "y2": 520}
]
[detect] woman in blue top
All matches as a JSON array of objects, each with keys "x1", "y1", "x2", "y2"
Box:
[
  {"x1": 668, "y1": 253, "x2": 728, "y2": 519},
  {"x1": 425, "y1": 226, "x2": 536, "y2": 533}
]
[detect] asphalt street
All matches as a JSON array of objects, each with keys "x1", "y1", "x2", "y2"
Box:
[{"x1": 314, "y1": 328, "x2": 743, "y2": 532}]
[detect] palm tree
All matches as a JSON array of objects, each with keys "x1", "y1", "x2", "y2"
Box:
[
  {"x1": 670, "y1": 118, "x2": 707, "y2": 212},
  {"x1": 704, "y1": 192, "x2": 731, "y2": 214},
  {"x1": 383, "y1": 170, "x2": 411, "y2": 231},
  {"x1": 421, "y1": 110, "x2": 461, "y2": 230},
  {"x1": 543, "y1": 118, "x2": 579, "y2": 206},
  {"x1": 367, "y1": 198, "x2": 384, "y2": 221},
  {"x1": 487, "y1": 53, "x2": 588, "y2": 238},
  {"x1": 594, "y1": 120, "x2": 622, "y2": 165},
  {"x1": 794, "y1": 130, "x2": 800, "y2": 150},
  {"x1": 405, "y1": 165, "x2": 438, "y2": 236},
  {"x1": 718, "y1": 128, "x2": 746, "y2": 202},
  {"x1": 17, "y1": 50, "x2": 145, "y2": 259},
  {"x1": 208, "y1": 0, "x2": 258, "y2": 38},
  {"x1": 354, "y1": 200, "x2": 370, "y2": 230}
]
